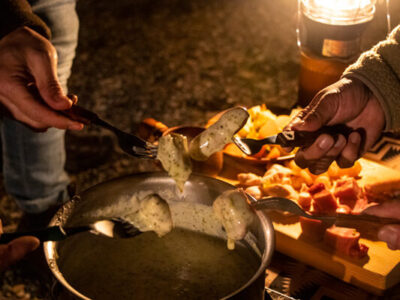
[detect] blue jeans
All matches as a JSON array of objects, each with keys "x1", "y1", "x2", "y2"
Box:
[{"x1": 1, "y1": 0, "x2": 79, "y2": 213}]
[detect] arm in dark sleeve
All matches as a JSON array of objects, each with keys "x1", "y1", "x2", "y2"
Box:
[
  {"x1": 0, "y1": 0, "x2": 51, "y2": 40},
  {"x1": 343, "y1": 25, "x2": 400, "y2": 132}
]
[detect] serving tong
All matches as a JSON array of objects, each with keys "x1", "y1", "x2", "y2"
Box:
[
  {"x1": 247, "y1": 196, "x2": 400, "y2": 228},
  {"x1": 62, "y1": 105, "x2": 158, "y2": 159}
]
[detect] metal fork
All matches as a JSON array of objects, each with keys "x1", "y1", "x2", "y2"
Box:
[
  {"x1": 0, "y1": 217, "x2": 141, "y2": 243},
  {"x1": 232, "y1": 125, "x2": 355, "y2": 156},
  {"x1": 62, "y1": 105, "x2": 157, "y2": 159},
  {"x1": 247, "y1": 196, "x2": 400, "y2": 228}
]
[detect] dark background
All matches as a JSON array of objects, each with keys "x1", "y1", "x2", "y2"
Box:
[{"x1": 1, "y1": 0, "x2": 400, "y2": 298}]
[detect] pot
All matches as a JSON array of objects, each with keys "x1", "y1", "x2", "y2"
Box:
[{"x1": 44, "y1": 172, "x2": 274, "y2": 299}]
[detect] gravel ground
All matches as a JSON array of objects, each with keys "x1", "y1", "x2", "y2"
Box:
[{"x1": 1, "y1": 0, "x2": 400, "y2": 298}]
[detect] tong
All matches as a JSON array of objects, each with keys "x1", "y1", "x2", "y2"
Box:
[
  {"x1": 62, "y1": 105, "x2": 157, "y2": 159},
  {"x1": 233, "y1": 124, "x2": 355, "y2": 156},
  {"x1": 247, "y1": 196, "x2": 400, "y2": 228}
]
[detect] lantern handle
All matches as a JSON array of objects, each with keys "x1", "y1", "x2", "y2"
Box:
[
  {"x1": 296, "y1": 0, "x2": 302, "y2": 50},
  {"x1": 385, "y1": 0, "x2": 391, "y2": 33}
]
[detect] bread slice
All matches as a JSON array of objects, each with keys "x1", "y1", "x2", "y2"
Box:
[{"x1": 358, "y1": 158, "x2": 400, "y2": 202}]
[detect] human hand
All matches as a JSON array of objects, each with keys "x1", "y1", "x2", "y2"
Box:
[
  {"x1": 0, "y1": 26, "x2": 83, "y2": 131},
  {"x1": 363, "y1": 202, "x2": 400, "y2": 250},
  {"x1": 286, "y1": 77, "x2": 385, "y2": 174},
  {"x1": 0, "y1": 219, "x2": 40, "y2": 271}
]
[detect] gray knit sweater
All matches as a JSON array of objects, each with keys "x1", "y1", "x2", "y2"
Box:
[{"x1": 343, "y1": 25, "x2": 400, "y2": 132}]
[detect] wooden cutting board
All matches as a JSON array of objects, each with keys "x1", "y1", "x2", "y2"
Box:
[{"x1": 217, "y1": 158, "x2": 400, "y2": 295}]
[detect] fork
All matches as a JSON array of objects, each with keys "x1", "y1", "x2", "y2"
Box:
[
  {"x1": 248, "y1": 196, "x2": 400, "y2": 228},
  {"x1": 232, "y1": 124, "x2": 355, "y2": 156},
  {"x1": 0, "y1": 217, "x2": 141, "y2": 243},
  {"x1": 62, "y1": 105, "x2": 158, "y2": 159}
]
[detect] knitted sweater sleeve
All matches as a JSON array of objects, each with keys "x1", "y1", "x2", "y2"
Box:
[
  {"x1": 343, "y1": 25, "x2": 400, "y2": 132},
  {"x1": 0, "y1": 0, "x2": 51, "y2": 40}
]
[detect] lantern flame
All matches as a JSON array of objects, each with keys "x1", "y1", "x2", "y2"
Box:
[{"x1": 302, "y1": 0, "x2": 375, "y2": 25}]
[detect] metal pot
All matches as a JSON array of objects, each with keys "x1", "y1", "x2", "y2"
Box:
[{"x1": 44, "y1": 172, "x2": 275, "y2": 299}]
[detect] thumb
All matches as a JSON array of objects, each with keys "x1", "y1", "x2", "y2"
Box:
[
  {"x1": 377, "y1": 225, "x2": 400, "y2": 250},
  {"x1": 26, "y1": 48, "x2": 72, "y2": 110},
  {"x1": 290, "y1": 84, "x2": 346, "y2": 132},
  {"x1": 363, "y1": 202, "x2": 400, "y2": 250},
  {"x1": 362, "y1": 201, "x2": 400, "y2": 219},
  {"x1": 290, "y1": 113, "x2": 324, "y2": 132},
  {"x1": 0, "y1": 237, "x2": 40, "y2": 270}
]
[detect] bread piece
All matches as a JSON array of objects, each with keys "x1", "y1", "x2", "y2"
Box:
[
  {"x1": 157, "y1": 133, "x2": 192, "y2": 191},
  {"x1": 213, "y1": 189, "x2": 254, "y2": 250},
  {"x1": 189, "y1": 107, "x2": 249, "y2": 161},
  {"x1": 358, "y1": 159, "x2": 400, "y2": 202}
]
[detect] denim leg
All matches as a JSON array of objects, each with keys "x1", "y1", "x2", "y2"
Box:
[{"x1": 1, "y1": 0, "x2": 79, "y2": 213}]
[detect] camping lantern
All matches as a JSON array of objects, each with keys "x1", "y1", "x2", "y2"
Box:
[{"x1": 297, "y1": 0, "x2": 377, "y2": 106}]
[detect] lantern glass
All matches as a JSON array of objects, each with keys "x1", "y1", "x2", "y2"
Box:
[
  {"x1": 301, "y1": 0, "x2": 376, "y2": 25},
  {"x1": 296, "y1": 0, "x2": 377, "y2": 106}
]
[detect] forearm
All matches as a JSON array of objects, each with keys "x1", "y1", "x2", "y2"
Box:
[
  {"x1": 343, "y1": 25, "x2": 400, "y2": 132},
  {"x1": 0, "y1": 0, "x2": 50, "y2": 40}
]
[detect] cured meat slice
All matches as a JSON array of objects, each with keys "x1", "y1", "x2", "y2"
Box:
[
  {"x1": 312, "y1": 189, "x2": 338, "y2": 214},
  {"x1": 334, "y1": 178, "x2": 361, "y2": 209},
  {"x1": 298, "y1": 192, "x2": 312, "y2": 210},
  {"x1": 308, "y1": 182, "x2": 325, "y2": 195},
  {"x1": 299, "y1": 216, "x2": 329, "y2": 242},
  {"x1": 352, "y1": 196, "x2": 370, "y2": 214},
  {"x1": 333, "y1": 178, "x2": 371, "y2": 214},
  {"x1": 324, "y1": 226, "x2": 369, "y2": 259}
]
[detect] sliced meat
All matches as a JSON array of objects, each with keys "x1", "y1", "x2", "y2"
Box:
[
  {"x1": 334, "y1": 178, "x2": 362, "y2": 209},
  {"x1": 299, "y1": 216, "x2": 329, "y2": 242},
  {"x1": 308, "y1": 182, "x2": 326, "y2": 195},
  {"x1": 312, "y1": 189, "x2": 338, "y2": 214},
  {"x1": 352, "y1": 196, "x2": 378, "y2": 214},
  {"x1": 324, "y1": 226, "x2": 369, "y2": 259},
  {"x1": 298, "y1": 192, "x2": 312, "y2": 210}
]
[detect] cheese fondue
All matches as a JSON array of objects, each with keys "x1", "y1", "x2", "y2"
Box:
[
  {"x1": 124, "y1": 193, "x2": 173, "y2": 237},
  {"x1": 189, "y1": 107, "x2": 249, "y2": 161},
  {"x1": 213, "y1": 189, "x2": 255, "y2": 250},
  {"x1": 156, "y1": 133, "x2": 192, "y2": 191}
]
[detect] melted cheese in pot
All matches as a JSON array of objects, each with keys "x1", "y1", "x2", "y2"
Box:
[
  {"x1": 125, "y1": 194, "x2": 173, "y2": 237},
  {"x1": 157, "y1": 133, "x2": 192, "y2": 191},
  {"x1": 212, "y1": 189, "x2": 255, "y2": 250},
  {"x1": 189, "y1": 107, "x2": 249, "y2": 161}
]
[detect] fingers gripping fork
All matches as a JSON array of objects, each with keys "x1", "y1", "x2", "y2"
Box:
[{"x1": 62, "y1": 104, "x2": 158, "y2": 159}]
